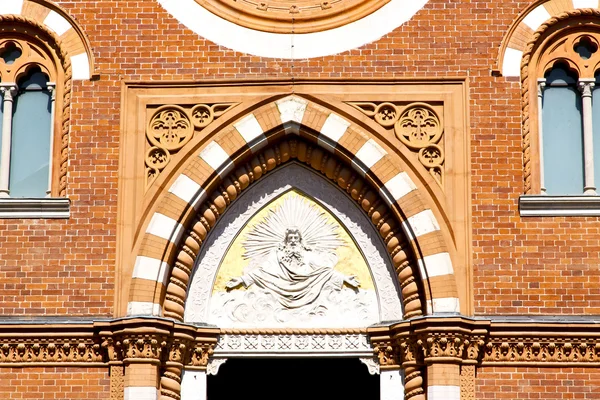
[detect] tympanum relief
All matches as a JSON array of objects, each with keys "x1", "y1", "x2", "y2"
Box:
[{"x1": 210, "y1": 191, "x2": 379, "y2": 328}]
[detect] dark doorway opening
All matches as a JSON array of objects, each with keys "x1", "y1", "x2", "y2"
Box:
[{"x1": 207, "y1": 357, "x2": 379, "y2": 400}]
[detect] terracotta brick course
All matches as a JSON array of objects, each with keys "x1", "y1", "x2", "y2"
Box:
[
  {"x1": 477, "y1": 367, "x2": 600, "y2": 399},
  {"x1": 0, "y1": 367, "x2": 109, "y2": 399}
]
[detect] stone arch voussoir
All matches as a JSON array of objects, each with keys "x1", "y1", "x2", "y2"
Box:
[{"x1": 127, "y1": 96, "x2": 459, "y2": 319}]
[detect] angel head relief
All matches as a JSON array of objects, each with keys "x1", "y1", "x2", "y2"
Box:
[{"x1": 210, "y1": 191, "x2": 378, "y2": 328}]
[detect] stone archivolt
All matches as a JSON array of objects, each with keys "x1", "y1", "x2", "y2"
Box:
[
  {"x1": 349, "y1": 101, "x2": 445, "y2": 187},
  {"x1": 145, "y1": 103, "x2": 237, "y2": 188},
  {"x1": 163, "y1": 136, "x2": 421, "y2": 323}
]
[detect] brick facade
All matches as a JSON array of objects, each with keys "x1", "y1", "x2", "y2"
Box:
[{"x1": 1, "y1": 0, "x2": 599, "y2": 398}]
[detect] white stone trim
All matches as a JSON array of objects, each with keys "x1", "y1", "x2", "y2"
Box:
[
  {"x1": 522, "y1": 5, "x2": 551, "y2": 31},
  {"x1": 380, "y1": 172, "x2": 417, "y2": 206},
  {"x1": 146, "y1": 212, "x2": 184, "y2": 243},
  {"x1": 44, "y1": 10, "x2": 71, "y2": 36},
  {"x1": 0, "y1": 0, "x2": 23, "y2": 15},
  {"x1": 181, "y1": 370, "x2": 207, "y2": 400},
  {"x1": 124, "y1": 387, "x2": 159, "y2": 400},
  {"x1": 353, "y1": 139, "x2": 387, "y2": 175},
  {"x1": 418, "y1": 252, "x2": 453, "y2": 279},
  {"x1": 214, "y1": 333, "x2": 373, "y2": 357},
  {"x1": 519, "y1": 195, "x2": 600, "y2": 216},
  {"x1": 169, "y1": 174, "x2": 202, "y2": 204},
  {"x1": 127, "y1": 301, "x2": 162, "y2": 316},
  {"x1": 0, "y1": 198, "x2": 70, "y2": 219},
  {"x1": 426, "y1": 297, "x2": 460, "y2": 314},
  {"x1": 318, "y1": 113, "x2": 350, "y2": 150},
  {"x1": 502, "y1": 47, "x2": 523, "y2": 77},
  {"x1": 199, "y1": 141, "x2": 233, "y2": 176},
  {"x1": 133, "y1": 256, "x2": 170, "y2": 286},
  {"x1": 157, "y1": 0, "x2": 429, "y2": 59},
  {"x1": 277, "y1": 96, "x2": 308, "y2": 123},
  {"x1": 71, "y1": 53, "x2": 91, "y2": 80},
  {"x1": 381, "y1": 370, "x2": 404, "y2": 400},
  {"x1": 234, "y1": 114, "x2": 267, "y2": 151},
  {"x1": 427, "y1": 385, "x2": 460, "y2": 400},
  {"x1": 573, "y1": 0, "x2": 598, "y2": 8},
  {"x1": 402, "y1": 209, "x2": 440, "y2": 240}
]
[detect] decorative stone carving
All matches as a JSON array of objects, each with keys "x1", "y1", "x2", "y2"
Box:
[
  {"x1": 482, "y1": 338, "x2": 600, "y2": 364},
  {"x1": 214, "y1": 330, "x2": 373, "y2": 357},
  {"x1": 359, "y1": 356, "x2": 380, "y2": 375},
  {"x1": 206, "y1": 358, "x2": 227, "y2": 375},
  {"x1": 185, "y1": 164, "x2": 402, "y2": 327},
  {"x1": 145, "y1": 103, "x2": 237, "y2": 187},
  {"x1": 186, "y1": 342, "x2": 215, "y2": 368},
  {"x1": 109, "y1": 365, "x2": 125, "y2": 400},
  {"x1": 349, "y1": 102, "x2": 444, "y2": 186},
  {"x1": 164, "y1": 138, "x2": 421, "y2": 323},
  {"x1": 0, "y1": 340, "x2": 103, "y2": 364},
  {"x1": 460, "y1": 365, "x2": 475, "y2": 400}
]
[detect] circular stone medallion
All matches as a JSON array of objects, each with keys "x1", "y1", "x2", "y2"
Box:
[{"x1": 194, "y1": 0, "x2": 390, "y2": 33}]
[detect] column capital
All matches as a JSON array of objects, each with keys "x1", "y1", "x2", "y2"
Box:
[
  {"x1": 537, "y1": 78, "x2": 546, "y2": 97},
  {"x1": 578, "y1": 79, "x2": 595, "y2": 97},
  {"x1": 0, "y1": 83, "x2": 18, "y2": 99}
]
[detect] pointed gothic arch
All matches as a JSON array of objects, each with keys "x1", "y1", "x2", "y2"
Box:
[{"x1": 124, "y1": 95, "x2": 460, "y2": 321}]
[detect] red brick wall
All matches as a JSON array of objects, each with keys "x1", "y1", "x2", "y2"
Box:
[
  {"x1": 2, "y1": 0, "x2": 599, "y2": 316},
  {"x1": 477, "y1": 367, "x2": 600, "y2": 399},
  {"x1": 0, "y1": 367, "x2": 109, "y2": 399}
]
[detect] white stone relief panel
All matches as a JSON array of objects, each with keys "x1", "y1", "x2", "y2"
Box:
[
  {"x1": 214, "y1": 333, "x2": 373, "y2": 357},
  {"x1": 184, "y1": 163, "x2": 403, "y2": 327}
]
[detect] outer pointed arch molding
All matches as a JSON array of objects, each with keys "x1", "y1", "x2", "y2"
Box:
[{"x1": 117, "y1": 83, "x2": 468, "y2": 322}]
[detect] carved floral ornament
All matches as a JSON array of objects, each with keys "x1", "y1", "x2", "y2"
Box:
[
  {"x1": 349, "y1": 102, "x2": 445, "y2": 187},
  {"x1": 146, "y1": 103, "x2": 238, "y2": 188}
]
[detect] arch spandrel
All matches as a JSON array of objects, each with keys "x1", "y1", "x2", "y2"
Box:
[{"x1": 184, "y1": 166, "x2": 403, "y2": 328}]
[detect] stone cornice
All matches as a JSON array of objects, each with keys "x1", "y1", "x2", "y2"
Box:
[
  {"x1": 369, "y1": 317, "x2": 600, "y2": 367},
  {"x1": 0, "y1": 318, "x2": 219, "y2": 368},
  {"x1": 3, "y1": 316, "x2": 600, "y2": 368}
]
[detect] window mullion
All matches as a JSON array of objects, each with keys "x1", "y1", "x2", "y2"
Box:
[
  {"x1": 46, "y1": 82, "x2": 56, "y2": 197},
  {"x1": 0, "y1": 83, "x2": 17, "y2": 197},
  {"x1": 537, "y1": 78, "x2": 547, "y2": 194},
  {"x1": 579, "y1": 79, "x2": 596, "y2": 195}
]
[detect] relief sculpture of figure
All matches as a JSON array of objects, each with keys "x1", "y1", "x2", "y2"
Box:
[{"x1": 226, "y1": 227, "x2": 360, "y2": 309}]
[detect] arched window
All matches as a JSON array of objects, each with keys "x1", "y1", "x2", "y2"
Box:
[
  {"x1": 0, "y1": 34, "x2": 61, "y2": 199},
  {"x1": 526, "y1": 22, "x2": 600, "y2": 197},
  {"x1": 540, "y1": 63, "x2": 583, "y2": 194}
]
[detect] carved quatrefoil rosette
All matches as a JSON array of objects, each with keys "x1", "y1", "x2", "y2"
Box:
[
  {"x1": 348, "y1": 101, "x2": 445, "y2": 187},
  {"x1": 145, "y1": 103, "x2": 237, "y2": 188}
]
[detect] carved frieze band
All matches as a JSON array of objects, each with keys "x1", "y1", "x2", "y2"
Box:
[
  {"x1": 349, "y1": 102, "x2": 444, "y2": 187},
  {"x1": 145, "y1": 103, "x2": 238, "y2": 188},
  {"x1": 215, "y1": 332, "x2": 373, "y2": 356},
  {"x1": 369, "y1": 317, "x2": 600, "y2": 368}
]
